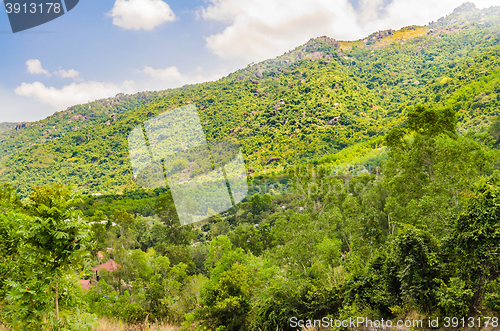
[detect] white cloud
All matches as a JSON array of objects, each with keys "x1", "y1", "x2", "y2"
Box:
[
  {"x1": 26, "y1": 59, "x2": 81, "y2": 80},
  {"x1": 109, "y1": 0, "x2": 176, "y2": 30},
  {"x1": 381, "y1": 0, "x2": 498, "y2": 31},
  {"x1": 201, "y1": 0, "x2": 500, "y2": 62},
  {"x1": 26, "y1": 59, "x2": 51, "y2": 76},
  {"x1": 14, "y1": 63, "x2": 226, "y2": 113},
  {"x1": 0, "y1": 85, "x2": 54, "y2": 123},
  {"x1": 15, "y1": 80, "x2": 136, "y2": 110},
  {"x1": 141, "y1": 66, "x2": 183, "y2": 81},
  {"x1": 54, "y1": 68, "x2": 80, "y2": 79}
]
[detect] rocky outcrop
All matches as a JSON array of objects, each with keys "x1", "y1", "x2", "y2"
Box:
[
  {"x1": 229, "y1": 126, "x2": 242, "y2": 134},
  {"x1": 314, "y1": 36, "x2": 339, "y2": 46},
  {"x1": 328, "y1": 116, "x2": 341, "y2": 125},
  {"x1": 70, "y1": 115, "x2": 87, "y2": 121},
  {"x1": 370, "y1": 29, "x2": 394, "y2": 41},
  {"x1": 306, "y1": 51, "x2": 325, "y2": 60},
  {"x1": 15, "y1": 122, "x2": 29, "y2": 130},
  {"x1": 266, "y1": 157, "x2": 281, "y2": 165}
]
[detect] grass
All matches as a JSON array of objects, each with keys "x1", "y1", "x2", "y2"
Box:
[
  {"x1": 0, "y1": 317, "x2": 179, "y2": 331},
  {"x1": 93, "y1": 317, "x2": 180, "y2": 331}
]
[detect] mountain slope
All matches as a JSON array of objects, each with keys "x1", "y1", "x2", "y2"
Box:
[
  {"x1": 0, "y1": 123, "x2": 17, "y2": 134},
  {"x1": 0, "y1": 88, "x2": 198, "y2": 163},
  {"x1": 1, "y1": 3, "x2": 499, "y2": 196}
]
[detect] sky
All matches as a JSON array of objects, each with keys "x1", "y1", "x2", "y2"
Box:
[{"x1": 0, "y1": 0, "x2": 498, "y2": 123}]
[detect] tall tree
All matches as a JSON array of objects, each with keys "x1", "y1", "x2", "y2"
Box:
[
  {"x1": 153, "y1": 192, "x2": 194, "y2": 246},
  {"x1": 384, "y1": 105, "x2": 496, "y2": 232},
  {"x1": 450, "y1": 172, "x2": 500, "y2": 305},
  {"x1": 489, "y1": 115, "x2": 500, "y2": 147},
  {"x1": 21, "y1": 185, "x2": 94, "y2": 320}
]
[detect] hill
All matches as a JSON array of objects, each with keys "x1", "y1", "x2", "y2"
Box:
[
  {"x1": 1, "y1": 3, "x2": 500, "y2": 196},
  {"x1": 0, "y1": 123, "x2": 17, "y2": 134},
  {"x1": 1, "y1": 4, "x2": 500, "y2": 329}
]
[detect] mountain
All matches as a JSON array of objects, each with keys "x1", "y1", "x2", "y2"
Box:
[
  {"x1": 1, "y1": 3, "x2": 499, "y2": 196},
  {"x1": 0, "y1": 123, "x2": 17, "y2": 134},
  {"x1": 0, "y1": 88, "x2": 197, "y2": 163}
]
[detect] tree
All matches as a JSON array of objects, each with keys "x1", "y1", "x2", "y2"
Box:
[
  {"x1": 384, "y1": 105, "x2": 496, "y2": 232},
  {"x1": 229, "y1": 223, "x2": 264, "y2": 256},
  {"x1": 489, "y1": 115, "x2": 500, "y2": 147},
  {"x1": 387, "y1": 226, "x2": 440, "y2": 313},
  {"x1": 21, "y1": 185, "x2": 94, "y2": 320},
  {"x1": 0, "y1": 184, "x2": 21, "y2": 210},
  {"x1": 270, "y1": 209, "x2": 342, "y2": 279},
  {"x1": 450, "y1": 172, "x2": 500, "y2": 305},
  {"x1": 406, "y1": 104, "x2": 456, "y2": 137},
  {"x1": 153, "y1": 192, "x2": 194, "y2": 246},
  {"x1": 196, "y1": 236, "x2": 254, "y2": 330}
]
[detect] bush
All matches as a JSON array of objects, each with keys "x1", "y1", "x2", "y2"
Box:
[
  {"x1": 484, "y1": 278, "x2": 500, "y2": 313},
  {"x1": 388, "y1": 226, "x2": 441, "y2": 313},
  {"x1": 451, "y1": 175, "x2": 500, "y2": 301},
  {"x1": 250, "y1": 280, "x2": 342, "y2": 331},
  {"x1": 85, "y1": 281, "x2": 147, "y2": 323},
  {"x1": 436, "y1": 278, "x2": 473, "y2": 317},
  {"x1": 47, "y1": 309, "x2": 98, "y2": 331}
]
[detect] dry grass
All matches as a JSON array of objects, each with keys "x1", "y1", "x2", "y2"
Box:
[
  {"x1": 0, "y1": 318, "x2": 179, "y2": 331},
  {"x1": 93, "y1": 317, "x2": 179, "y2": 331},
  {"x1": 338, "y1": 25, "x2": 429, "y2": 50}
]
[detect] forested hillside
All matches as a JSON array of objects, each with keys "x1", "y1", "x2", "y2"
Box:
[
  {"x1": 1, "y1": 3, "x2": 499, "y2": 196},
  {"x1": 0, "y1": 123, "x2": 17, "y2": 134},
  {"x1": 0, "y1": 88, "x2": 190, "y2": 163},
  {"x1": 0, "y1": 3, "x2": 499, "y2": 331}
]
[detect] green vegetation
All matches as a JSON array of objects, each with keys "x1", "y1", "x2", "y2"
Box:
[
  {"x1": 0, "y1": 3, "x2": 499, "y2": 330},
  {"x1": 0, "y1": 123, "x2": 17, "y2": 134},
  {"x1": 0, "y1": 105, "x2": 497, "y2": 330},
  {"x1": 1, "y1": 4, "x2": 500, "y2": 196},
  {"x1": 0, "y1": 184, "x2": 97, "y2": 330}
]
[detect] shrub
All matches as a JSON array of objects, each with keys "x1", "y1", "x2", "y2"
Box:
[
  {"x1": 484, "y1": 278, "x2": 500, "y2": 313},
  {"x1": 436, "y1": 278, "x2": 473, "y2": 317}
]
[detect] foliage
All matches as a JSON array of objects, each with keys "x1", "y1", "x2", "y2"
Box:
[
  {"x1": 0, "y1": 185, "x2": 96, "y2": 330},
  {"x1": 484, "y1": 278, "x2": 500, "y2": 313},
  {"x1": 436, "y1": 278, "x2": 474, "y2": 317},
  {"x1": 450, "y1": 172, "x2": 500, "y2": 302},
  {"x1": 384, "y1": 105, "x2": 496, "y2": 233},
  {"x1": 195, "y1": 236, "x2": 254, "y2": 330},
  {"x1": 1, "y1": 5, "x2": 500, "y2": 329},
  {"x1": 2, "y1": 6, "x2": 500, "y2": 196}
]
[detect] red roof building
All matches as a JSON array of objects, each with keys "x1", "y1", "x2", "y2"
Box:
[
  {"x1": 79, "y1": 259, "x2": 121, "y2": 291},
  {"x1": 90, "y1": 259, "x2": 121, "y2": 272}
]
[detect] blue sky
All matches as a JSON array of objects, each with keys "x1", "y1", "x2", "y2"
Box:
[{"x1": 0, "y1": 0, "x2": 498, "y2": 122}]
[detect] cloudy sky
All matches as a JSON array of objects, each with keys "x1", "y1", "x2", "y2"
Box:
[{"x1": 0, "y1": 0, "x2": 498, "y2": 122}]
